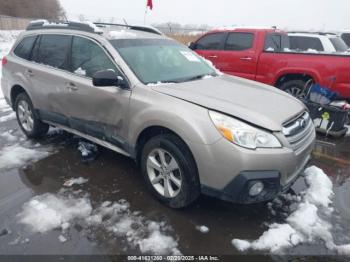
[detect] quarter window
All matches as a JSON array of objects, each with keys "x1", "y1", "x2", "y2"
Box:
[
  {"x1": 33, "y1": 34, "x2": 71, "y2": 69},
  {"x1": 225, "y1": 33, "x2": 254, "y2": 51},
  {"x1": 195, "y1": 33, "x2": 225, "y2": 50},
  {"x1": 70, "y1": 36, "x2": 118, "y2": 78},
  {"x1": 289, "y1": 36, "x2": 324, "y2": 51},
  {"x1": 14, "y1": 35, "x2": 37, "y2": 60}
]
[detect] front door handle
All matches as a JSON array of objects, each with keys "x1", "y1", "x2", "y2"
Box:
[
  {"x1": 25, "y1": 69, "x2": 34, "y2": 77},
  {"x1": 240, "y1": 57, "x2": 253, "y2": 61},
  {"x1": 65, "y1": 82, "x2": 78, "y2": 91},
  {"x1": 208, "y1": 55, "x2": 218, "y2": 59}
]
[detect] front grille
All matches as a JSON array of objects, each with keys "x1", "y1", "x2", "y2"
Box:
[{"x1": 282, "y1": 111, "x2": 314, "y2": 152}]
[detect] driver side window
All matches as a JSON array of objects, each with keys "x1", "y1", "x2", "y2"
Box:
[{"x1": 71, "y1": 36, "x2": 118, "y2": 78}]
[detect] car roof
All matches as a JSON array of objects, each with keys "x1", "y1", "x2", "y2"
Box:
[
  {"x1": 288, "y1": 32, "x2": 338, "y2": 39},
  {"x1": 25, "y1": 20, "x2": 167, "y2": 40},
  {"x1": 206, "y1": 27, "x2": 285, "y2": 34}
]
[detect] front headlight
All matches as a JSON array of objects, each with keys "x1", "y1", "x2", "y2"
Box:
[{"x1": 209, "y1": 111, "x2": 282, "y2": 149}]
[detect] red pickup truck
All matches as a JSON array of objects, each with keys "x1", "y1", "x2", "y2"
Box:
[{"x1": 191, "y1": 28, "x2": 350, "y2": 99}]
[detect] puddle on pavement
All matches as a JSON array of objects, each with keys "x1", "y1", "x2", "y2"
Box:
[{"x1": 0, "y1": 124, "x2": 349, "y2": 257}]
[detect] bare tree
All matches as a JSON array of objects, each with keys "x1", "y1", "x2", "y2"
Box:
[{"x1": 0, "y1": 0, "x2": 65, "y2": 20}]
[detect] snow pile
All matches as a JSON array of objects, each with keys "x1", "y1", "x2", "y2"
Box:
[
  {"x1": 0, "y1": 130, "x2": 18, "y2": 142},
  {"x1": 196, "y1": 225, "x2": 210, "y2": 234},
  {"x1": 88, "y1": 200, "x2": 182, "y2": 255},
  {"x1": 63, "y1": 177, "x2": 89, "y2": 187},
  {"x1": 0, "y1": 112, "x2": 16, "y2": 122},
  {"x1": 17, "y1": 193, "x2": 92, "y2": 233},
  {"x1": 0, "y1": 144, "x2": 50, "y2": 170},
  {"x1": 18, "y1": 191, "x2": 181, "y2": 255},
  {"x1": 0, "y1": 30, "x2": 21, "y2": 58},
  {"x1": 232, "y1": 166, "x2": 350, "y2": 255},
  {"x1": 108, "y1": 30, "x2": 137, "y2": 39}
]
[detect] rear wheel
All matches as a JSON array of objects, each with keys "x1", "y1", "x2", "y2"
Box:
[
  {"x1": 15, "y1": 93, "x2": 49, "y2": 138},
  {"x1": 280, "y1": 80, "x2": 308, "y2": 99},
  {"x1": 140, "y1": 134, "x2": 200, "y2": 208}
]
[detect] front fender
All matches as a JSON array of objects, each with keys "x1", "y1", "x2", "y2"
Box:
[{"x1": 127, "y1": 87, "x2": 222, "y2": 147}]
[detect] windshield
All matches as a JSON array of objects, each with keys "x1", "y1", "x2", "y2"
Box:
[
  {"x1": 329, "y1": 37, "x2": 348, "y2": 52},
  {"x1": 110, "y1": 39, "x2": 216, "y2": 84}
]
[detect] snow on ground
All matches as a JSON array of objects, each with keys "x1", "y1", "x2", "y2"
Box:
[
  {"x1": 196, "y1": 225, "x2": 210, "y2": 234},
  {"x1": 232, "y1": 166, "x2": 350, "y2": 255},
  {"x1": 0, "y1": 112, "x2": 16, "y2": 122},
  {"x1": 63, "y1": 177, "x2": 89, "y2": 187},
  {"x1": 17, "y1": 188, "x2": 181, "y2": 255},
  {"x1": 0, "y1": 143, "x2": 50, "y2": 170},
  {"x1": 17, "y1": 193, "x2": 92, "y2": 233},
  {"x1": 0, "y1": 130, "x2": 18, "y2": 142}
]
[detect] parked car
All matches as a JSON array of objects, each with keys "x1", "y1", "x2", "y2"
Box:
[
  {"x1": 190, "y1": 28, "x2": 350, "y2": 99},
  {"x1": 1, "y1": 21, "x2": 315, "y2": 208},
  {"x1": 288, "y1": 32, "x2": 349, "y2": 53}
]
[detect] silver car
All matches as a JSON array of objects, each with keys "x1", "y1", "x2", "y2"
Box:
[{"x1": 1, "y1": 21, "x2": 315, "y2": 208}]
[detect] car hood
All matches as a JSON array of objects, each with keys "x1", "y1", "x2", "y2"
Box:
[{"x1": 151, "y1": 75, "x2": 305, "y2": 131}]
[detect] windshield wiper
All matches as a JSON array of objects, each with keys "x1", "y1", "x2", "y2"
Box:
[{"x1": 174, "y1": 73, "x2": 218, "y2": 83}]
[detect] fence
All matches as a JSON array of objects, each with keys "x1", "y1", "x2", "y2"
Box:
[{"x1": 0, "y1": 15, "x2": 32, "y2": 30}]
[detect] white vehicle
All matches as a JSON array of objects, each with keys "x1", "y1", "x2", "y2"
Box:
[
  {"x1": 339, "y1": 31, "x2": 350, "y2": 47},
  {"x1": 288, "y1": 32, "x2": 349, "y2": 53}
]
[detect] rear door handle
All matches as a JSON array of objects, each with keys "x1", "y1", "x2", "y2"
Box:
[
  {"x1": 208, "y1": 55, "x2": 218, "y2": 59},
  {"x1": 240, "y1": 57, "x2": 253, "y2": 61},
  {"x1": 25, "y1": 69, "x2": 34, "y2": 77},
  {"x1": 65, "y1": 82, "x2": 78, "y2": 91}
]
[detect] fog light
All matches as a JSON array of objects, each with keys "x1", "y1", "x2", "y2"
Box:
[{"x1": 249, "y1": 181, "x2": 264, "y2": 196}]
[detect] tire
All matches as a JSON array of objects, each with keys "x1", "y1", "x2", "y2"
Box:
[
  {"x1": 279, "y1": 80, "x2": 307, "y2": 99},
  {"x1": 15, "y1": 93, "x2": 49, "y2": 138},
  {"x1": 140, "y1": 134, "x2": 200, "y2": 208}
]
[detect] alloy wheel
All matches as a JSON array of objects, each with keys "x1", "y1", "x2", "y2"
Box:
[{"x1": 146, "y1": 148, "x2": 182, "y2": 198}]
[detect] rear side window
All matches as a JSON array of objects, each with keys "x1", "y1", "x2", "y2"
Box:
[
  {"x1": 329, "y1": 37, "x2": 348, "y2": 52},
  {"x1": 70, "y1": 36, "x2": 118, "y2": 78},
  {"x1": 34, "y1": 34, "x2": 71, "y2": 69},
  {"x1": 265, "y1": 34, "x2": 282, "y2": 51},
  {"x1": 225, "y1": 33, "x2": 254, "y2": 51},
  {"x1": 289, "y1": 36, "x2": 324, "y2": 51},
  {"x1": 14, "y1": 36, "x2": 37, "y2": 60},
  {"x1": 195, "y1": 33, "x2": 225, "y2": 50},
  {"x1": 341, "y1": 33, "x2": 350, "y2": 46}
]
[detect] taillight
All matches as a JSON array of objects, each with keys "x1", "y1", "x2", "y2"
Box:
[{"x1": 1, "y1": 56, "x2": 8, "y2": 66}]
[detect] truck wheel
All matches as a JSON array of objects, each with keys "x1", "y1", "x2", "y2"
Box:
[
  {"x1": 280, "y1": 80, "x2": 307, "y2": 99},
  {"x1": 140, "y1": 134, "x2": 200, "y2": 208},
  {"x1": 15, "y1": 93, "x2": 49, "y2": 138}
]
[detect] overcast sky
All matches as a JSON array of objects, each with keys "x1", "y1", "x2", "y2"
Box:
[{"x1": 60, "y1": 0, "x2": 349, "y2": 30}]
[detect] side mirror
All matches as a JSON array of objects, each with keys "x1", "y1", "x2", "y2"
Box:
[
  {"x1": 92, "y1": 70, "x2": 128, "y2": 89},
  {"x1": 188, "y1": 42, "x2": 197, "y2": 50}
]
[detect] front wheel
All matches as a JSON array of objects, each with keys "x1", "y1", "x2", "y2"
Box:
[
  {"x1": 140, "y1": 134, "x2": 200, "y2": 208},
  {"x1": 15, "y1": 93, "x2": 49, "y2": 138}
]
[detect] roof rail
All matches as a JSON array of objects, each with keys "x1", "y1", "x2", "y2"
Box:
[
  {"x1": 94, "y1": 22, "x2": 163, "y2": 35},
  {"x1": 26, "y1": 20, "x2": 103, "y2": 34},
  {"x1": 288, "y1": 31, "x2": 337, "y2": 36}
]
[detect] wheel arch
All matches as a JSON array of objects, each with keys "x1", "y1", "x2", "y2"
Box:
[
  {"x1": 135, "y1": 126, "x2": 198, "y2": 176},
  {"x1": 10, "y1": 84, "x2": 28, "y2": 109},
  {"x1": 275, "y1": 73, "x2": 316, "y2": 88}
]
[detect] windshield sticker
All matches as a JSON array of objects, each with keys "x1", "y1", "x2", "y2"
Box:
[{"x1": 180, "y1": 51, "x2": 201, "y2": 62}]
